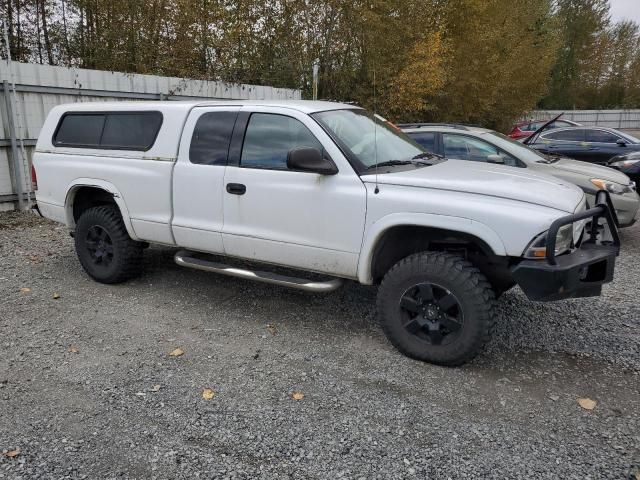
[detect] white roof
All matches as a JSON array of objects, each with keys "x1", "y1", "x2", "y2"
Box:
[{"x1": 52, "y1": 100, "x2": 359, "y2": 114}]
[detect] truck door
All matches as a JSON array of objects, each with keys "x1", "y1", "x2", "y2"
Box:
[
  {"x1": 172, "y1": 106, "x2": 240, "y2": 253},
  {"x1": 221, "y1": 107, "x2": 367, "y2": 278}
]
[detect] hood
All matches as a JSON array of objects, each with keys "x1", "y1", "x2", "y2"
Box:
[
  {"x1": 551, "y1": 158, "x2": 632, "y2": 184},
  {"x1": 362, "y1": 160, "x2": 583, "y2": 213}
]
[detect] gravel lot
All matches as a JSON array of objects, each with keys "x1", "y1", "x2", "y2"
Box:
[{"x1": 1, "y1": 211, "x2": 639, "y2": 479}]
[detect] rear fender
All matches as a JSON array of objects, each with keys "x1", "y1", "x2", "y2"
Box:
[{"x1": 64, "y1": 179, "x2": 140, "y2": 241}]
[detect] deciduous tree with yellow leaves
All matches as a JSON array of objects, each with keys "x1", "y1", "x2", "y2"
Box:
[{"x1": 2, "y1": 0, "x2": 639, "y2": 128}]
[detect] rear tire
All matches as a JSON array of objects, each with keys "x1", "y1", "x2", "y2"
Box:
[
  {"x1": 377, "y1": 251, "x2": 496, "y2": 366},
  {"x1": 74, "y1": 205, "x2": 143, "y2": 284}
]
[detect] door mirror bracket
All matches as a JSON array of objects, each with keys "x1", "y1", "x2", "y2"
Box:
[{"x1": 287, "y1": 147, "x2": 338, "y2": 175}]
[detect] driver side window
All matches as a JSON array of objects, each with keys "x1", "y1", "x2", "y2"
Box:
[
  {"x1": 241, "y1": 113, "x2": 323, "y2": 170},
  {"x1": 443, "y1": 134, "x2": 519, "y2": 166}
]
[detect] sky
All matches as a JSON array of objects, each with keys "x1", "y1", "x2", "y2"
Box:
[{"x1": 609, "y1": 0, "x2": 640, "y2": 24}]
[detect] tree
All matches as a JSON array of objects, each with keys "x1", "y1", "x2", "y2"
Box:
[
  {"x1": 542, "y1": 0, "x2": 610, "y2": 108},
  {"x1": 10, "y1": 0, "x2": 640, "y2": 127},
  {"x1": 427, "y1": 0, "x2": 559, "y2": 130}
]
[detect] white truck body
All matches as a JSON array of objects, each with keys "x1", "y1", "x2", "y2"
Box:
[
  {"x1": 35, "y1": 101, "x2": 586, "y2": 281},
  {"x1": 33, "y1": 100, "x2": 620, "y2": 365}
]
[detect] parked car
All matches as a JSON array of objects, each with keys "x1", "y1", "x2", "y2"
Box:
[
  {"x1": 402, "y1": 124, "x2": 638, "y2": 227},
  {"x1": 609, "y1": 152, "x2": 640, "y2": 188},
  {"x1": 526, "y1": 126, "x2": 640, "y2": 165},
  {"x1": 509, "y1": 118, "x2": 581, "y2": 141},
  {"x1": 33, "y1": 101, "x2": 620, "y2": 366}
]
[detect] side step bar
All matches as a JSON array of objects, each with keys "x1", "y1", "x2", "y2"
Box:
[{"x1": 174, "y1": 250, "x2": 343, "y2": 293}]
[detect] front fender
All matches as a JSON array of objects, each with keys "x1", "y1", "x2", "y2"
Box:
[
  {"x1": 357, "y1": 213, "x2": 507, "y2": 284},
  {"x1": 64, "y1": 178, "x2": 140, "y2": 241}
]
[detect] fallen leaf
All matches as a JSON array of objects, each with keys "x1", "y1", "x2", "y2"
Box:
[
  {"x1": 168, "y1": 348, "x2": 184, "y2": 357},
  {"x1": 291, "y1": 391, "x2": 304, "y2": 401},
  {"x1": 635, "y1": 471, "x2": 640, "y2": 480},
  {"x1": 266, "y1": 324, "x2": 277, "y2": 335},
  {"x1": 202, "y1": 388, "x2": 215, "y2": 400},
  {"x1": 577, "y1": 398, "x2": 597, "y2": 410},
  {"x1": 4, "y1": 448, "x2": 20, "y2": 458},
  {"x1": 150, "y1": 384, "x2": 161, "y2": 392},
  {"x1": 19, "y1": 287, "x2": 31, "y2": 293},
  {"x1": 68, "y1": 346, "x2": 79, "y2": 354},
  {"x1": 52, "y1": 293, "x2": 60, "y2": 300}
]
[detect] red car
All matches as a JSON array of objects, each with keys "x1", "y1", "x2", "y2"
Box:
[{"x1": 509, "y1": 118, "x2": 581, "y2": 140}]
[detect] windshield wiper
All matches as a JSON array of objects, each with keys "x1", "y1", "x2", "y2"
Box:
[
  {"x1": 544, "y1": 153, "x2": 563, "y2": 163},
  {"x1": 365, "y1": 160, "x2": 414, "y2": 170},
  {"x1": 366, "y1": 156, "x2": 442, "y2": 171},
  {"x1": 412, "y1": 152, "x2": 443, "y2": 160}
]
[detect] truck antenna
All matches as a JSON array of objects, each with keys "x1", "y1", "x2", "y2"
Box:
[{"x1": 373, "y1": 68, "x2": 379, "y2": 194}]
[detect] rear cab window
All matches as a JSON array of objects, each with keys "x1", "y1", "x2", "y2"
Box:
[
  {"x1": 189, "y1": 111, "x2": 238, "y2": 165},
  {"x1": 53, "y1": 111, "x2": 163, "y2": 151}
]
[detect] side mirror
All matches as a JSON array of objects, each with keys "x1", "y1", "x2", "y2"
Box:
[
  {"x1": 617, "y1": 139, "x2": 627, "y2": 147},
  {"x1": 287, "y1": 147, "x2": 338, "y2": 175},
  {"x1": 486, "y1": 154, "x2": 505, "y2": 164}
]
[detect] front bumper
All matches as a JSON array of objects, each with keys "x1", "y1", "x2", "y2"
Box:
[{"x1": 511, "y1": 190, "x2": 620, "y2": 302}]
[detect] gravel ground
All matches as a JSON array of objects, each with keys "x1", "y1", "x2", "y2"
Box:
[{"x1": 0, "y1": 211, "x2": 638, "y2": 479}]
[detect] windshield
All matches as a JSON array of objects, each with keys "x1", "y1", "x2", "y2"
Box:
[
  {"x1": 483, "y1": 131, "x2": 553, "y2": 163},
  {"x1": 312, "y1": 109, "x2": 428, "y2": 171},
  {"x1": 618, "y1": 130, "x2": 640, "y2": 144}
]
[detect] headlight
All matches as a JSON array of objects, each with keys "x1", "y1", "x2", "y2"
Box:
[
  {"x1": 590, "y1": 178, "x2": 632, "y2": 195},
  {"x1": 609, "y1": 159, "x2": 640, "y2": 168},
  {"x1": 523, "y1": 224, "x2": 573, "y2": 259}
]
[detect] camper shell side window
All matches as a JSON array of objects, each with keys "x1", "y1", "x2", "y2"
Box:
[{"x1": 53, "y1": 111, "x2": 163, "y2": 151}]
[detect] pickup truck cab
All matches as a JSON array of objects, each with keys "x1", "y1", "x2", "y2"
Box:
[{"x1": 33, "y1": 101, "x2": 621, "y2": 366}]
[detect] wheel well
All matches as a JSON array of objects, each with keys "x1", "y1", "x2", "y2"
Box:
[
  {"x1": 70, "y1": 186, "x2": 118, "y2": 224},
  {"x1": 370, "y1": 226, "x2": 514, "y2": 292}
]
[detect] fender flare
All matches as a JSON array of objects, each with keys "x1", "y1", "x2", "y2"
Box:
[
  {"x1": 64, "y1": 179, "x2": 140, "y2": 241},
  {"x1": 357, "y1": 212, "x2": 507, "y2": 284}
]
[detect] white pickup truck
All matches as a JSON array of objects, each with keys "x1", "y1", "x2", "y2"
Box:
[{"x1": 33, "y1": 101, "x2": 621, "y2": 365}]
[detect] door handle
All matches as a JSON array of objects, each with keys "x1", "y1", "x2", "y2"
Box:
[{"x1": 226, "y1": 183, "x2": 246, "y2": 195}]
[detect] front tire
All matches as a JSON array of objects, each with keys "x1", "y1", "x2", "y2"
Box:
[
  {"x1": 377, "y1": 252, "x2": 496, "y2": 366},
  {"x1": 74, "y1": 206, "x2": 144, "y2": 284}
]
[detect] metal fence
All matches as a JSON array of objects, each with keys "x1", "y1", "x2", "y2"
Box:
[
  {"x1": 0, "y1": 61, "x2": 302, "y2": 211},
  {"x1": 527, "y1": 110, "x2": 640, "y2": 130}
]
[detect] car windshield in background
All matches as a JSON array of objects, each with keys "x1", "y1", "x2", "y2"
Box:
[
  {"x1": 617, "y1": 130, "x2": 640, "y2": 144},
  {"x1": 312, "y1": 109, "x2": 432, "y2": 172},
  {"x1": 484, "y1": 131, "x2": 553, "y2": 163}
]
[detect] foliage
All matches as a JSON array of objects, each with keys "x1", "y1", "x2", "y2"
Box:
[
  {"x1": 542, "y1": 0, "x2": 640, "y2": 110},
  {"x1": 2, "y1": 0, "x2": 639, "y2": 128},
  {"x1": 430, "y1": 0, "x2": 559, "y2": 130}
]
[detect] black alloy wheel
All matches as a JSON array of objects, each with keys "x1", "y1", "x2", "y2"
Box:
[
  {"x1": 399, "y1": 282, "x2": 463, "y2": 346},
  {"x1": 85, "y1": 225, "x2": 115, "y2": 267}
]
